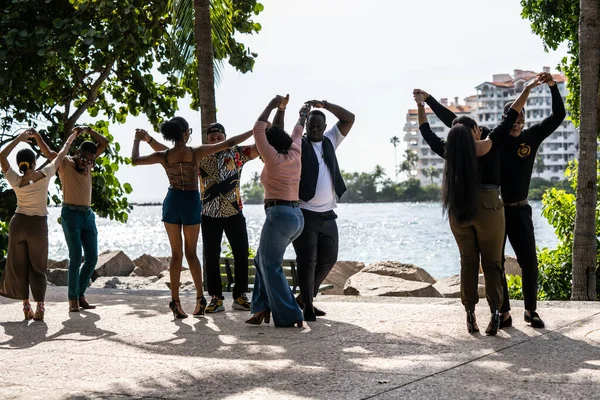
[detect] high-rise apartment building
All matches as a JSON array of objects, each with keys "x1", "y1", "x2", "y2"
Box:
[{"x1": 404, "y1": 67, "x2": 577, "y2": 184}]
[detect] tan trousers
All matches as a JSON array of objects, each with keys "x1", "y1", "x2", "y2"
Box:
[
  {"x1": 0, "y1": 213, "x2": 48, "y2": 302},
  {"x1": 450, "y1": 188, "x2": 505, "y2": 312}
]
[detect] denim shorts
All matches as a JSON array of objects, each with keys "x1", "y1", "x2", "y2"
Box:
[{"x1": 162, "y1": 188, "x2": 202, "y2": 225}]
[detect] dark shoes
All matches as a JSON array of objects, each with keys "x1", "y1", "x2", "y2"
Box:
[
  {"x1": 193, "y1": 297, "x2": 208, "y2": 318},
  {"x1": 524, "y1": 311, "x2": 545, "y2": 328},
  {"x1": 500, "y1": 315, "x2": 513, "y2": 329},
  {"x1": 169, "y1": 300, "x2": 187, "y2": 319},
  {"x1": 295, "y1": 297, "x2": 326, "y2": 317},
  {"x1": 69, "y1": 300, "x2": 81, "y2": 313},
  {"x1": 245, "y1": 309, "x2": 271, "y2": 325},
  {"x1": 303, "y1": 306, "x2": 317, "y2": 322},
  {"x1": 79, "y1": 296, "x2": 96, "y2": 310},
  {"x1": 466, "y1": 310, "x2": 479, "y2": 333},
  {"x1": 485, "y1": 310, "x2": 501, "y2": 336}
]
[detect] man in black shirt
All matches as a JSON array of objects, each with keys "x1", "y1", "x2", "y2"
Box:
[
  {"x1": 496, "y1": 72, "x2": 565, "y2": 328},
  {"x1": 415, "y1": 71, "x2": 566, "y2": 329}
]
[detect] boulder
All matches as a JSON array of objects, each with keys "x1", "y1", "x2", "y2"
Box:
[
  {"x1": 503, "y1": 256, "x2": 521, "y2": 277},
  {"x1": 478, "y1": 256, "x2": 522, "y2": 277},
  {"x1": 433, "y1": 274, "x2": 486, "y2": 298},
  {"x1": 92, "y1": 250, "x2": 135, "y2": 281},
  {"x1": 322, "y1": 261, "x2": 365, "y2": 295},
  {"x1": 155, "y1": 269, "x2": 196, "y2": 291},
  {"x1": 91, "y1": 276, "x2": 160, "y2": 290},
  {"x1": 47, "y1": 268, "x2": 69, "y2": 286},
  {"x1": 343, "y1": 271, "x2": 441, "y2": 297},
  {"x1": 132, "y1": 254, "x2": 168, "y2": 277},
  {"x1": 48, "y1": 259, "x2": 68, "y2": 269},
  {"x1": 361, "y1": 261, "x2": 437, "y2": 284}
]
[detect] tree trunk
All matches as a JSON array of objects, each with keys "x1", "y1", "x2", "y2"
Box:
[
  {"x1": 194, "y1": 0, "x2": 217, "y2": 144},
  {"x1": 572, "y1": 0, "x2": 599, "y2": 300}
]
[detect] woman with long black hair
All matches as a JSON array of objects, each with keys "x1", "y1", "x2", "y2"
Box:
[
  {"x1": 132, "y1": 117, "x2": 252, "y2": 319},
  {"x1": 415, "y1": 76, "x2": 542, "y2": 335},
  {"x1": 0, "y1": 128, "x2": 76, "y2": 320}
]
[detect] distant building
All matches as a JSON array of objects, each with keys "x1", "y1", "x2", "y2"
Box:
[
  {"x1": 404, "y1": 99, "x2": 471, "y2": 184},
  {"x1": 404, "y1": 67, "x2": 577, "y2": 184}
]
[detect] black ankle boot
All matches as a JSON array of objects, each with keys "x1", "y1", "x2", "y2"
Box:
[
  {"x1": 466, "y1": 310, "x2": 479, "y2": 333},
  {"x1": 485, "y1": 310, "x2": 500, "y2": 336}
]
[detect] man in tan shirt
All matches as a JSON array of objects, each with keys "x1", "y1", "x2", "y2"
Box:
[{"x1": 38, "y1": 126, "x2": 108, "y2": 312}]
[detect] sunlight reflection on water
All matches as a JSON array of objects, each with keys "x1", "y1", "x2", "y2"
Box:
[{"x1": 47, "y1": 201, "x2": 557, "y2": 279}]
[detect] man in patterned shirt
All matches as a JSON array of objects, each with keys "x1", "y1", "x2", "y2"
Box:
[{"x1": 199, "y1": 122, "x2": 259, "y2": 312}]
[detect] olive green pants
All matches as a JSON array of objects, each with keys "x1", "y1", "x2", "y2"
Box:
[
  {"x1": 450, "y1": 189, "x2": 505, "y2": 312},
  {"x1": 0, "y1": 213, "x2": 48, "y2": 302}
]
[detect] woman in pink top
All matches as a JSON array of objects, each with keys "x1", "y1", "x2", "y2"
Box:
[{"x1": 246, "y1": 96, "x2": 310, "y2": 328}]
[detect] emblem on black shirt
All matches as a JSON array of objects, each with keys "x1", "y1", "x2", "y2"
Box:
[{"x1": 518, "y1": 143, "x2": 531, "y2": 158}]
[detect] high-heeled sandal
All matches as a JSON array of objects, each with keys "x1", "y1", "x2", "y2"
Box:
[
  {"x1": 193, "y1": 297, "x2": 208, "y2": 318},
  {"x1": 245, "y1": 310, "x2": 271, "y2": 325},
  {"x1": 33, "y1": 303, "x2": 45, "y2": 321},
  {"x1": 169, "y1": 300, "x2": 187, "y2": 319},
  {"x1": 466, "y1": 310, "x2": 479, "y2": 333},
  {"x1": 23, "y1": 302, "x2": 34, "y2": 320}
]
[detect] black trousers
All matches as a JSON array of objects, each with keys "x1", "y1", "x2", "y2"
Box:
[
  {"x1": 201, "y1": 212, "x2": 249, "y2": 299},
  {"x1": 292, "y1": 209, "x2": 339, "y2": 307},
  {"x1": 500, "y1": 204, "x2": 538, "y2": 313}
]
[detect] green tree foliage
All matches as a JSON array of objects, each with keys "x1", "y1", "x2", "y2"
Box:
[
  {"x1": 0, "y1": 0, "x2": 188, "y2": 213},
  {"x1": 521, "y1": 0, "x2": 581, "y2": 124},
  {"x1": 528, "y1": 177, "x2": 573, "y2": 200},
  {"x1": 533, "y1": 162, "x2": 599, "y2": 299},
  {"x1": 241, "y1": 172, "x2": 264, "y2": 204},
  {"x1": 0, "y1": 0, "x2": 189, "y2": 261},
  {"x1": 399, "y1": 149, "x2": 418, "y2": 180}
]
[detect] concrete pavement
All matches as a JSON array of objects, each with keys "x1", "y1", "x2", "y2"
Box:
[{"x1": 1, "y1": 287, "x2": 600, "y2": 399}]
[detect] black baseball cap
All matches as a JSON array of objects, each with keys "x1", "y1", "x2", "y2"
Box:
[{"x1": 207, "y1": 122, "x2": 226, "y2": 135}]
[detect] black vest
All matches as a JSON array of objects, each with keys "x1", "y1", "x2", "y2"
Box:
[{"x1": 299, "y1": 136, "x2": 346, "y2": 202}]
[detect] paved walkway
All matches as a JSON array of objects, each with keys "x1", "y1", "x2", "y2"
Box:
[{"x1": 1, "y1": 286, "x2": 600, "y2": 399}]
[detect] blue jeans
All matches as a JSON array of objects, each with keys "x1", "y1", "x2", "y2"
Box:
[
  {"x1": 251, "y1": 205, "x2": 304, "y2": 327},
  {"x1": 61, "y1": 206, "x2": 98, "y2": 300}
]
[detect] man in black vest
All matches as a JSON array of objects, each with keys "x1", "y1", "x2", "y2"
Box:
[{"x1": 292, "y1": 99, "x2": 355, "y2": 321}]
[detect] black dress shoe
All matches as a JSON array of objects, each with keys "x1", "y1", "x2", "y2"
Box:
[
  {"x1": 313, "y1": 306, "x2": 326, "y2": 317},
  {"x1": 296, "y1": 297, "x2": 326, "y2": 317},
  {"x1": 303, "y1": 306, "x2": 317, "y2": 322},
  {"x1": 524, "y1": 311, "x2": 545, "y2": 328},
  {"x1": 500, "y1": 315, "x2": 513, "y2": 329},
  {"x1": 485, "y1": 310, "x2": 500, "y2": 336}
]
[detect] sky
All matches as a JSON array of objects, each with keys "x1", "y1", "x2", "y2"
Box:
[{"x1": 11, "y1": 0, "x2": 571, "y2": 203}]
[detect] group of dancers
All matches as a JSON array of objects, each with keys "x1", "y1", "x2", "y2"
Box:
[{"x1": 1, "y1": 70, "x2": 565, "y2": 333}]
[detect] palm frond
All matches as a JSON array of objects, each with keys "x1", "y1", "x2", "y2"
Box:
[{"x1": 167, "y1": 0, "x2": 234, "y2": 88}]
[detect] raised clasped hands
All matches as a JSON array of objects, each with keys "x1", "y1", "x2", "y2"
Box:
[
  {"x1": 268, "y1": 94, "x2": 287, "y2": 110},
  {"x1": 538, "y1": 71, "x2": 555, "y2": 86},
  {"x1": 299, "y1": 103, "x2": 311, "y2": 119},
  {"x1": 134, "y1": 128, "x2": 148, "y2": 142},
  {"x1": 526, "y1": 74, "x2": 546, "y2": 90},
  {"x1": 19, "y1": 130, "x2": 35, "y2": 143},
  {"x1": 305, "y1": 99, "x2": 326, "y2": 108},
  {"x1": 413, "y1": 89, "x2": 429, "y2": 103}
]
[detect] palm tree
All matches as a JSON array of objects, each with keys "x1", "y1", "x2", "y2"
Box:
[
  {"x1": 390, "y1": 136, "x2": 400, "y2": 181},
  {"x1": 168, "y1": 0, "x2": 262, "y2": 143},
  {"x1": 571, "y1": 0, "x2": 599, "y2": 300},
  {"x1": 399, "y1": 149, "x2": 418, "y2": 180},
  {"x1": 169, "y1": 0, "x2": 231, "y2": 142},
  {"x1": 422, "y1": 166, "x2": 440, "y2": 185}
]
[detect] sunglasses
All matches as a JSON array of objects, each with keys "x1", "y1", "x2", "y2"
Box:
[
  {"x1": 79, "y1": 156, "x2": 95, "y2": 165},
  {"x1": 189, "y1": 128, "x2": 193, "y2": 135}
]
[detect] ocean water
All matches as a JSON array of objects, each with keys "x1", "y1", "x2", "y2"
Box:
[{"x1": 47, "y1": 202, "x2": 558, "y2": 279}]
